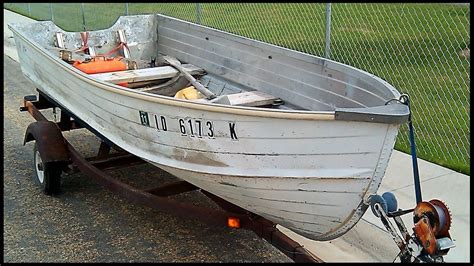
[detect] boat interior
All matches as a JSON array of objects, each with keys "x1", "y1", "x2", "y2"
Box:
[
  {"x1": 50, "y1": 29, "x2": 295, "y2": 110},
  {"x1": 19, "y1": 14, "x2": 400, "y2": 112}
]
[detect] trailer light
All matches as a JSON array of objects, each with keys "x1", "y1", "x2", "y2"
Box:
[{"x1": 227, "y1": 217, "x2": 240, "y2": 228}]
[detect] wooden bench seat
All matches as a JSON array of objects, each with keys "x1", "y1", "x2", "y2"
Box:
[
  {"x1": 201, "y1": 91, "x2": 283, "y2": 107},
  {"x1": 89, "y1": 64, "x2": 205, "y2": 84}
]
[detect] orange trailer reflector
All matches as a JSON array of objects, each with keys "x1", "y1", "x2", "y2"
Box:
[{"x1": 227, "y1": 217, "x2": 240, "y2": 228}]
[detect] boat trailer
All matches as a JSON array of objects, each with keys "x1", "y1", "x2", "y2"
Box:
[
  {"x1": 20, "y1": 91, "x2": 455, "y2": 263},
  {"x1": 20, "y1": 90, "x2": 322, "y2": 263}
]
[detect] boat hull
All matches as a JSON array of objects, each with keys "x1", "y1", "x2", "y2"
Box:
[{"x1": 11, "y1": 16, "x2": 400, "y2": 241}]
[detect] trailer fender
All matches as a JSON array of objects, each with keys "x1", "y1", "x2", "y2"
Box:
[{"x1": 24, "y1": 121, "x2": 70, "y2": 163}]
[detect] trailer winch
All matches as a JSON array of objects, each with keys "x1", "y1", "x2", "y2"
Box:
[{"x1": 369, "y1": 95, "x2": 455, "y2": 263}]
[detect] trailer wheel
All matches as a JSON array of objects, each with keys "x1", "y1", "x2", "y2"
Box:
[{"x1": 33, "y1": 142, "x2": 62, "y2": 195}]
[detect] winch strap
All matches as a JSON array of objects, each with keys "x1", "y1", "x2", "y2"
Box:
[{"x1": 404, "y1": 97, "x2": 422, "y2": 204}]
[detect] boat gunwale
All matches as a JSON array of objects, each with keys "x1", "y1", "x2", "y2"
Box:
[{"x1": 8, "y1": 15, "x2": 406, "y2": 123}]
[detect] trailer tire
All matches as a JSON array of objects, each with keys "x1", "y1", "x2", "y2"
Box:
[{"x1": 33, "y1": 142, "x2": 62, "y2": 195}]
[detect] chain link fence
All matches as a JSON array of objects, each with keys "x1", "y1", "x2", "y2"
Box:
[{"x1": 4, "y1": 3, "x2": 470, "y2": 174}]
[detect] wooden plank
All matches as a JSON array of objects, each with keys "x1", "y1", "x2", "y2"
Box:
[
  {"x1": 211, "y1": 91, "x2": 282, "y2": 107},
  {"x1": 163, "y1": 55, "x2": 216, "y2": 99},
  {"x1": 89, "y1": 64, "x2": 205, "y2": 84}
]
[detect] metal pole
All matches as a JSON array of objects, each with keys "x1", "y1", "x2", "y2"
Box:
[
  {"x1": 50, "y1": 3, "x2": 54, "y2": 22},
  {"x1": 196, "y1": 3, "x2": 202, "y2": 24},
  {"x1": 324, "y1": 3, "x2": 332, "y2": 59},
  {"x1": 27, "y1": 3, "x2": 31, "y2": 16},
  {"x1": 125, "y1": 3, "x2": 129, "y2": 15},
  {"x1": 81, "y1": 3, "x2": 86, "y2": 31}
]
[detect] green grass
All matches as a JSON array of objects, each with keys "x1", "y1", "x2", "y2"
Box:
[{"x1": 4, "y1": 3, "x2": 470, "y2": 175}]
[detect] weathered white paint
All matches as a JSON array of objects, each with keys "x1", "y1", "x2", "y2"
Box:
[{"x1": 9, "y1": 14, "x2": 402, "y2": 241}]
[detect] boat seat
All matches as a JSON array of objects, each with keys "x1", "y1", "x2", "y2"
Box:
[
  {"x1": 89, "y1": 64, "x2": 205, "y2": 84},
  {"x1": 202, "y1": 91, "x2": 284, "y2": 107}
]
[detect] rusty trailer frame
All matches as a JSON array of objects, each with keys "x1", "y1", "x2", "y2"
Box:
[{"x1": 20, "y1": 90, "x2": 323, "y2": 263}]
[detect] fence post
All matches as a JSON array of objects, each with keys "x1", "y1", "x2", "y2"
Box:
[
  {"x1": 125, "y1": 3, "x2": 129, "y2": 15},
  {"x1": 324, "y1": 3, "x2": 332, "y2": 59},
  {"x1": 27, "y1": 3, "x2": 31, "y2": 16},
  {"x1": 196, "y1": 3, "x2": 202, "y2": 24},
  {"x1": 81, "y1": 3, "x2": 86, "y2": 31},
  {"x1": 50, "y1": 3, "x2": 54, "y2": 22}
]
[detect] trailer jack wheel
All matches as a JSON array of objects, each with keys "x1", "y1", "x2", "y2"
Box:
[{"x1": 33, "y1": 142, "x2": 62, "y2": 195}]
